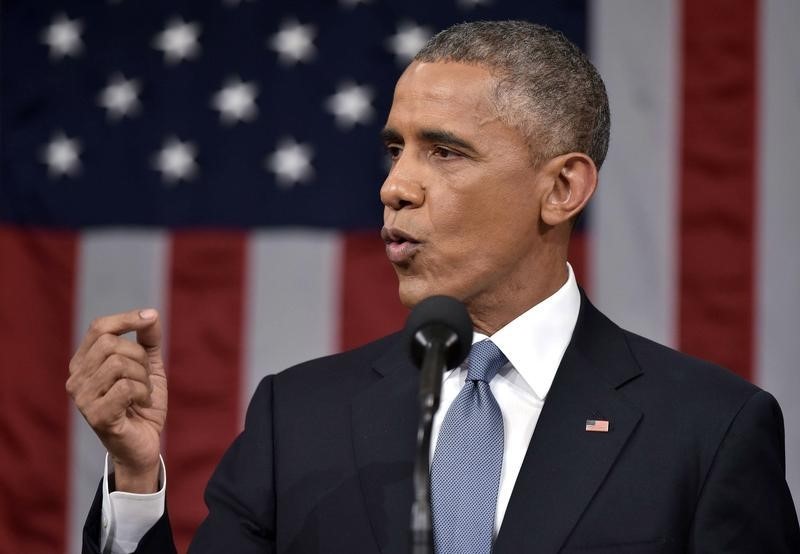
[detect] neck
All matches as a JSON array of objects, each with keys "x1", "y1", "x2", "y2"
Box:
[{"x1": 467, "y1": 255, "x2": 569, "y2": 336}]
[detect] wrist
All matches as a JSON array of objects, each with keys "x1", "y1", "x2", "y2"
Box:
[{"x1": 111, "y1": 460, "x2": 160, "y2": 493}]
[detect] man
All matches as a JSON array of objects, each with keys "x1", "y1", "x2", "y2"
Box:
[{"x1": 68, "y1": 21, "x2": 799, "y2": 553}]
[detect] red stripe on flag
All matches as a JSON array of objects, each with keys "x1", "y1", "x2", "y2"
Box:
[
  {"x1": 0, "y1": 227, "x2": 76, "y2": 553},
  {"x1": 340, "y1": 231, "x2": 408, "y2": 351},
  {"x1": 679, "y1": 0, "x2": 758, "y2": 380},
  {"x1": 165, "y1": 231, "x2": 246, "y2": 551}
]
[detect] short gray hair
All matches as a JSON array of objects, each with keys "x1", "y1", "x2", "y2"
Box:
[{"x1": 415, "y1": 20, "x2": 610, "y2": 169}]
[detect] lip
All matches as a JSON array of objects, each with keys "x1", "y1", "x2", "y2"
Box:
[{"x1": 381, "y1": 227, "x2": 421, "y2": 264}]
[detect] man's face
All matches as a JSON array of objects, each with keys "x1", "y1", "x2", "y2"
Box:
[{"x1": 381, "y1": 61, "x2": 551, "y2": 310}]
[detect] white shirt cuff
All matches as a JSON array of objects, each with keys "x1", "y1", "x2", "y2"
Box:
[{"x1": 100, "y1": 453, "x2": 166, "y2": 554}]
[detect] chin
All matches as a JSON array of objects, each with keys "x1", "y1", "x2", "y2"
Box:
[
  {"x1": 397, "y1": 282, "x2": 424, "y2": 309},
  {"x1": 396, "y1": 275, "x2": 462, "y2": 309}
]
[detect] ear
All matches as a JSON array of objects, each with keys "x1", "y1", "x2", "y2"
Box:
[{"x1": 539, "y1": 152, "x2": 597, "y2": 227}]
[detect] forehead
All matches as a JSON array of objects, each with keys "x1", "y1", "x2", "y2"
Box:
[{"x1": 387, "y1": 61, "x2": 500, "y2": 129}]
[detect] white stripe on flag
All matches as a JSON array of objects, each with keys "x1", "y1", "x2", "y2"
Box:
[
  {"x1": 757, "y1": 0, "x2": 800, "y2": 508},
  {"x1": 68, "y1": 230, "x2": 169, "y2": 554},
  {"x1": 242, "y1": 231, "x2": 339, "y2": 424},
  {"x1": 588, "y1": 0, "x2": 680, "y2": 346}
]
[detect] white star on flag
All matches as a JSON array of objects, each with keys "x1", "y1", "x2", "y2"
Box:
[
  {"x1": 325, "y1": 82, "x2": 375, "y2": 129},
  {"x1": 153, "y1": 18, "x2": 201, "y2": 64},
  {"x1": 386, "y1": 21, "x2": 432, "y2": 65},
  {"x1": 269, "y1": 20, "x2": 316, "y2": 65},
  {"x1": 153, "y1": 137, "x2": 198, "y2": 184},
  {"x1": 40, "y1": 14, "x2": 83, "y2": 59},
  {"x1": 98, "y1": 74, "x2": 141, "y2": 120},
  {"x1": 266, "y1": 138, "x2": 314, "y2": 187},
  {"x1": 41, "y1": 132, "x2": 82, "y2": 177},
  {"x1": 212, "y1": 77, "x2": 259, "y2": 125}
]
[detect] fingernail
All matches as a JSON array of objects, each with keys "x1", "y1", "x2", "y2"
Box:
[{"x1": 139, "y1": 309, "x2": 157, "y2": 320}]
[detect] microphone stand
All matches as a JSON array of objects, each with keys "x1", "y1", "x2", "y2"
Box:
[{"x1": 410, "y1": 327, "x2": 449, "y2": 554}]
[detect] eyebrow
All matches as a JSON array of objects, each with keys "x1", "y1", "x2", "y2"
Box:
[
  {"x1": 380, "y1": 127, "x2": 478, "y2": 154},
  {"x1": 380, "y1": 127, "x2": 402, "y2": 145}
]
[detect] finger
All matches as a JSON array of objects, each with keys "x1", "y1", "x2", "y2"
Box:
[
  {"x1": 135, "y1": 309, "x2": 162, "y2": 351},
  {"x1": 68, "y1": 339, "x2": 149, "y2": 404},
  {"x1": 105, "y1": 378, "x2": 152, "y2": 409},
  {"x1": 99, "y1": 354, "x2": 152, "y2": 394},
  {"x1": 75, "y1": 309, "x2": 160, "y2": 360},
  {"x1": 83, "y1": 379, "x2": 152, "y2": 431},
  {"x1": 75, "y1": 354, "x2": 152, "y2": 408},
  {"x1": 80, "y1": 334, "x2": 149, "y2": 377}
]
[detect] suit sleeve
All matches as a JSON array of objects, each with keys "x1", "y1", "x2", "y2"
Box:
[
  {"x1": 691, "y1": 390, "x2": 800, "y2": 553},
  {"x1": 189, "y1": 375, "x2": 277, "y2": 553}
]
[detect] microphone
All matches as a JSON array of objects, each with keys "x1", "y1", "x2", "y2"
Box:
[
  {"x1": 404, "y1": 295, "x2": 473, "y2": 554},
  {"x1": 406, "y1": 295, "x2": 473, "y2": 373}
]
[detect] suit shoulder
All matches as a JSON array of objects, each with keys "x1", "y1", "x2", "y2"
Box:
[
  {"x1": 621, "y1": 328, "x2": 762, "y2": 408},
  {"x1": 271, "y1": 331, "x2": 402, "y2": 388},
  {"x1": 610, "y1": 329, "x2": 789, "y2": 480}
]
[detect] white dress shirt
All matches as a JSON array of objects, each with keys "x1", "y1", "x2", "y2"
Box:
[{"x1": 101, "y1": 264, "x2": 579, "y2": 552}]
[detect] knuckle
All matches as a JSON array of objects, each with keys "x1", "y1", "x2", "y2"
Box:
[
  {"x1": 66, "y1": 372, "x2": 81, "y2": 391},
  {"x1": 106, "y1": 353, "x2": 127, "y2": 373},
  {"x1": 88, "y1": 317, "x2": 105, "y2": 335},
  {"x1": 121, "y1": 378, "x2": 135, "y2": 397},
  {"x1": 72, "y1": 386, "x2": 93, "y2": 411},
  {"x1": 96, "y1": 333, "x2": 116, "y2": 352}
]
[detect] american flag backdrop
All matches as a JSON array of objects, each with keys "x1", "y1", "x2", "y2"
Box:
[{"x1": 1, "y1": 0, "x2": 798, "y2": 552}]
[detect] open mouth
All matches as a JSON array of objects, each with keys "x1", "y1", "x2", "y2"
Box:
[{"x1": 381, "y1": 227, "x2": 421, "y2": 264}]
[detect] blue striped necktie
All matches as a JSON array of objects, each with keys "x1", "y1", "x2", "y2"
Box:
[{"x1": 430, "y1": 339, "x2": 507, "y2": 554}]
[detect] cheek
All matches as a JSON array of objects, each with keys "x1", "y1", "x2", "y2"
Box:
[
  {"x1": 432, "y1": 189, "x2": 539, "y2": 277},
  {"x1": 429, "y1": 181, "x2": 532, "y2": 248},
  {"x1": 423, "y1": 201, "x2": 477, "y2": 269},
  {"x1": 426, "y1": 178, "x2": 487, "y2": 235}
]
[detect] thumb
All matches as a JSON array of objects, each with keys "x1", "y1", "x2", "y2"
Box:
[{"x1": 136, "y1": 309, "x2": 162, "y2": 351}]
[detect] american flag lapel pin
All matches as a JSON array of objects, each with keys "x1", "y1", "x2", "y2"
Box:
[{"x1": 585, "y1": 419, "x2": 610, "y2": 432}]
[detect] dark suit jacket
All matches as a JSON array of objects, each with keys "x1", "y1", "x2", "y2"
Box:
[{"x1": 84, "y1": 294, "x2": 800, "y2": 553}]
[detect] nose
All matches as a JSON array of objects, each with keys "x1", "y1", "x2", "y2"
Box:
[{"x1": 380, "y1": 163, "x2": 425, "y2": 211}]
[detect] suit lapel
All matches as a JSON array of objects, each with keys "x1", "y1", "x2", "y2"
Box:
[
  {"x1": 495, "y1": 295, "x2": 644, "y2": 554},
  {"x1": 351, "y1": 338, "x2": 419, "y2": 554}
]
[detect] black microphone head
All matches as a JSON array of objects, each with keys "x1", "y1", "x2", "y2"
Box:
[{"x1": 404, "y1": 295, "x2": 473, "y2": 370}]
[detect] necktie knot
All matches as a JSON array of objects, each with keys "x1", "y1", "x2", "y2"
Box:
[{"x1": 465, "y1": 339, "x2": 507, "y2": 383}]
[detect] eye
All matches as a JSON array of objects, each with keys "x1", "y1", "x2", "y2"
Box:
[
  {"x1": 385, "y1": 144, "x2": 403, "y2": 162},
  {"x1": 432, "y1": 146, "x2": 461, "y2": 160}
]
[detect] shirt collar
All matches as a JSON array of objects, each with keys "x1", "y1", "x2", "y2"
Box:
[{"x1": 465, "y1": 263, "x2": 580, "y2": 400}]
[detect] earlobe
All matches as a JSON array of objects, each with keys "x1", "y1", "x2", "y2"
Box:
[{"x1": 540, "y1": 153, "x2": 597, "y2": 226}]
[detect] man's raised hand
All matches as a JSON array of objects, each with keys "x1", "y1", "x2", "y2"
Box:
[{"x1": 66, "y1": 309, "x2": 167, "y2": 493}]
